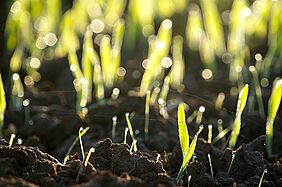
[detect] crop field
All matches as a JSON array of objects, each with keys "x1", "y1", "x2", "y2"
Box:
[{"x1": 0, "y1": 0, "x2": 281, "y2": 186}]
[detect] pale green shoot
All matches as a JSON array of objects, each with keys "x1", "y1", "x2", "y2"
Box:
[
  {"x1": 125, "y1": 113, "x2": 138, "y2": 152},
  {"x1": 266, "y1": 79, "x2": 282, "y2": 156},
  {"x1": 0, "y1": 74, "x2": 6, "y2": 137},
  {"x1": 229, "y1": 84, "x2": 249, "y2": 149},
  {"x1": 176, "y1": 124, "x2": 204, "y2": 181},
  {"x1": 178, "y1": 103, "x2": 189, "y2": 157}
]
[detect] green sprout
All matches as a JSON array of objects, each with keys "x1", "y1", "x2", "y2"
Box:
[
  {"x1": 208, "y1": 125, "x2": 212, "y2": 144},
  {"x1": 170, "y1": 35, "x2": 185, "y2": 90},
  {"x1": 176, "y1": 103, "x2": 204, "y2": 181},
  {"x1": 63, "y1": 126, "x2": 90, "y2": 165},
  {"x1": 76, "y1": 147, "x2": 96, "y2": 183},
  {"x1": 125, "y1": 113, "x2": 138, "y2": 152},
  {"x1": 9, "y1": 134, "x2": 16, "y2": 148},
  {"x1": 10, "y1": 73, "x2": 24, "y2": 111},
  {"x1": 140, "y1": 19, "x2": 172, "y2": 95},
  {"x1": 229, "y1": 84, "x2": 249, "y2": 149},
  {"x1": 158, "y1": 76, "x2": 170, "y2": 119},
  {"x1": 123, "y1": 127, "x2": 129, "y2": 144},
  {"x1": 228, "y1": 151, "x2": 236, "y2": 174},
  {"x1": 249, "y1": 65, "x2": 265, "y2": 118},
  {"x1": 112, "y1": 116, "x2": 117, "y2": 140},
  {"x1": 0, "y1": 74, "x2": 6, "y2": 137},
  {"x1": 196, "y1": 106, "x2": 205, "y2": 125},
  {"x1": 266, "y1": 79, "x2": 282, "y2": 156},
  {"x1": 144, "y1": 90, "x2": 151, "y2": 141},
  {"x1": 207, "y1": 153, "x2": 213, "y2": 179},
  {"x1": 258, "y1": 169, "x2": 267, "y2": 187},
  {"x1": 79, "y1": 127, "x2": 86, "y2": 160}
]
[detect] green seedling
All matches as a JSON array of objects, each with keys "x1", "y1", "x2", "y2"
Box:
[
  {"x1": 215, "y1": 92, "x2": 225, "y2": 111},
  {"x1": 130, "y1": 139, "x2": 137, "y2": 155},
  {"x1": 0, "y1": 74, "x2": 6, "y2": 137},
  {"x1": 208, "y1": 125, "x2": 212, "y2": 144},
  {"x1": 150, "y1": 87, "x2": 160, "y2": 105},
  {"x1": 187, "y1": 110, "x2": 197, "y2": 123},
  {"x1": 125, "y1": 113, "x2": 137, "y2": 152},
  {"x1": 140, "y1": 19, "x2": 172, "y2": 95},
  {"x1": 159, "y1": 76, "x2": 170, "y2": 119},
  {"x1": 111, "y1": 88, "x2": 120, "y2": 100},
  {"x1": 63, "y1": 126, "x2": 90, "y2": 165},
  {"x1": 144, "y1": 90, "x2": 151, "y2": 141},
  {"x1": 266, "y1": 79, "x2": 282, "y2": 156},
  {"x1": 187, "y1": 175, "x2": 192, "y2": 187},
  {"x1": 176, "y1": 125, "x2": 204, "y2": 181},
  {"x1": 228, "y1": 151, "x2": 236, "y2": 174},
  {"x1": 76, "y1": 147, "x2": 96, "y2": 183},
  {"x1": 79, "y1": 127, "x2": 86, "y2": 160},
  {"x1": 170, "y1": 35, "x2": 185, "y2": 90},
  {"x1": 200, "y1": 0, "x2": 225, "y2": 56},
  {"x1": 186, "y1": 4, "x2": 204, "y2": 51},
  {"x1": 124, "y1": 127, "x2": 129, "y2": 144},
  {"x1": 9, "y1": 134, "x2": 16, "y2": 148},
  {"x1": 196, "y1": 106, "x2": 205, "y2": 125},
  {"x1": 112, "y1": 116, "x2": 117, "y2": 140},
  {"x1": 249, "y1": 66, "x2": 265, "y2": 118},
  {"x1": 82, "y1": 29, "x2": 94, "y2": 103},
  {"x1": 258, "y1": 169, "x2": 267, "y2": 187},
  {"x1": 10, "y1": 73, "x2": 24, "y2": 111},
  {"x1": 177, "y1": 103, "x2": 203, "y2": 181},
  {"x1": 207, "y1": 153, "x2": 213, "y2": 179},
  {"x1": 9, "y1": 45, "x2": 24, "y2": 73},
  {"x1": 212, "y1": 126, "x2": 232, "y2": 144},
  {"x1": 229, "y1": 84, "x2": 249, "y2": 149}
]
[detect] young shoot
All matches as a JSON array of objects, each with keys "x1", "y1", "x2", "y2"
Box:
[
  {"x1": 125, "y1": 113, "x2": 137, "y2": 152},
  {"x1": 150, "y1": 87, "x2": 160, "y2": 105},
  {"x1": 212, "y1": 126, "x2": 232, "y2": 144},
  {"x1": 63, "y1": 127, "x2": 90, "y2": 165},
  {"x1": 0, "y1": 74, "x2": 6, "y2": 137},
  {"x1": 124, "y1": 127, "x2": 129, "y2": 144},
  {"x1": 176, "y1": 123, "x2": 204, "y2": 181},
  {"x1": 208, "y1": 125, "x2": 212, "y2": 144},
  {"x1": 187, "y1": 175, "x2": 192, "y2": 187},
  {"x1": 249, "y1": 66, "x2": 265, "y2": 118},
  {"x1": 266, "y1": 79, "x2": 282, "y2": 156},
  {"x1": 196, "y1": 106, "x2": 205, "y2": 125},
  {"x1": 187, "y1": 110, "x2": 197, "y2": 123},
  {"x1": 207, "y1": 153, "x2": 213, "y2": 179},
  {"x1": 9, "y1": 134, "x2": 16, "y2": 148},
  {"x1": 112, "y1": 116, "x2": 117, "y2": 140},
  {"x1": 144, "y1": 90, "x2": 151, "y2": 141},
  {"x1": 258, "y1": 169, "x2": 267, "y2": 187},
  {"x1": 228, "y1": 151, "x2": 236, "y2": 174},
  {"x1": 229, "y1": 84, "x2": 249, "y2": 149},
  {"x1": 10, "y1": 73, "x2": 24, "y2": 111},
  {"x1": 76, "y1": 147, "x2": 96, "y2": 183},
  {"x1": 111, "y1": 88, "x2": 120, "y2": 100},
  {"x1": 79, "y1": 127, "x2": 86, "y2": 160},
  {"x1": 158, "y1": 76, "x2": 170, "y2": 119},
  {"x1": 215, "y1": 92, "x2": 225, "y2": 111}
]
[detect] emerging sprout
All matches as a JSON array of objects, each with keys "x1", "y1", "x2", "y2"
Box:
[
  {"x1": 79, "y1": 127, "x2": 86, "y2": 160},
  {"x1": 215, "y1": 92, "x2": 225, "y2": 111},
  {"x1": 229, "y1": 84, "x2": 249, "y2": 149},
  {"x1": 0, "y1": 74, "x2": 6, "y2": 137},
  {"x1": 76, "y1": 147, "x2": 96, "y2": 183},
  {"x1": 125, "y1": 113, "x2": 137, "y2": 152},
  {"x1": 84, "y1": 147, "x2": 95, "y2": 167},
  {"x1": 112, "y1": 116, "x2": 117, "y2": 140},
  {"x1": 208, "y1": 125, "x2": 212, "y2": 144},
  {"x1": 196, "y1": 106, "x2": 205, "y2": 125},
  {"x1": 123, "y1": 127, "x2": 129, "y2": 144},
  {"x1": 144, "y1": 90, "x2": 151, "y2": 141},
  {"x1": 176, "y1": 104, "x2": 204, "y2": 181},
  {"x1": 228, "y1": 151, "x2": 236, "y2": 174},
  {"x1": 63, "y1": 127, "x2": 90, "y2": 165},
  {"x1": 207, "y1": 153, "x2": 213, "y2": 179},
  {"x1": 266, "y1": 79, "x2": 282, "y2": 156},
  {"x1": 9, "y1": 134, "x2": 16, "y2": 148},
  {"x1": 258, "y1": 169, "x2": 267, "y2": 187}
]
